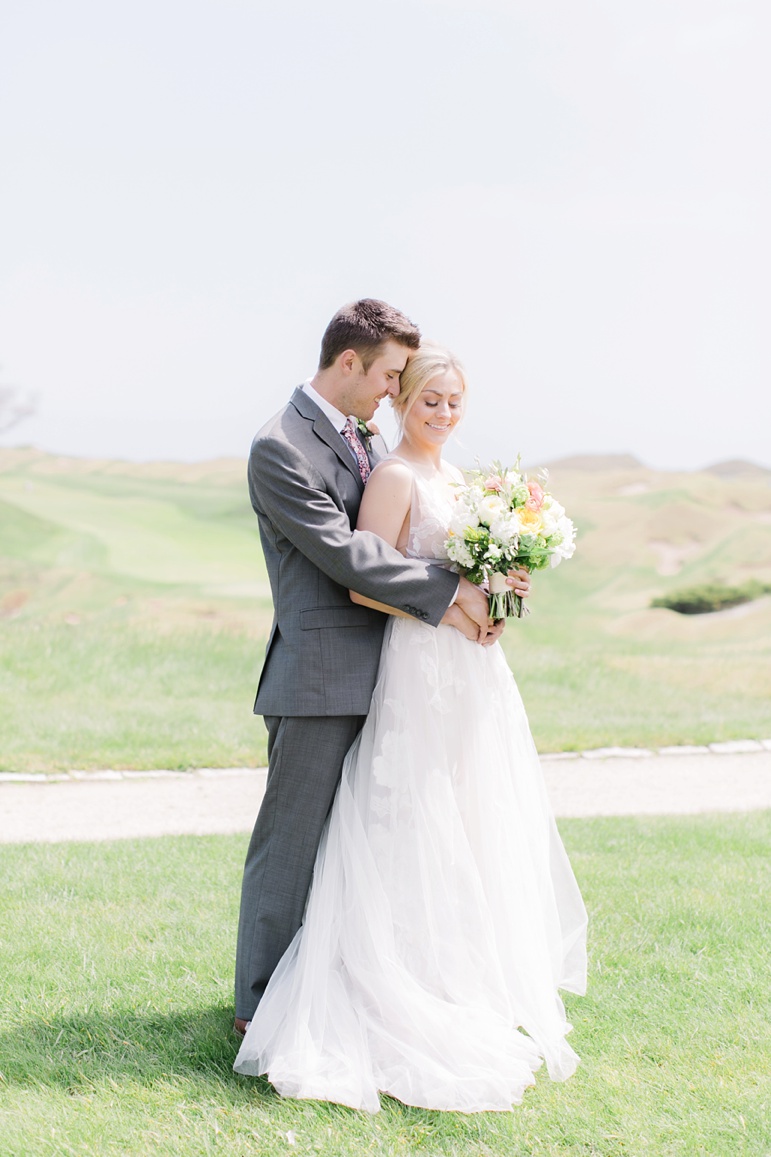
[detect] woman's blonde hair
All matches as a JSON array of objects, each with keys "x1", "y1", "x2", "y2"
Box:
[{"x1": 392, "y1": 342, "x2": 468, "y2": 424}]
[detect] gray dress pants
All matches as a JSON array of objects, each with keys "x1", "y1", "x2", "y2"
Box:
[{"x1": 235, "y1": 713, "x2": 366, "y2": 1020}]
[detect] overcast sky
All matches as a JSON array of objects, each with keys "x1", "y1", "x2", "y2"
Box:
[{"x1": 1, "y1": 0, "x2": 768, "y2": 470}]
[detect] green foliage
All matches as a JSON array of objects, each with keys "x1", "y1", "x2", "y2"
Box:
[
  {"x1": 1, "y1": 815, "x2": 769, "y2": 1154},
  {"x1": 652, "y1": 580, "x2": 771, "y2": 615},
  {"x1": 517, "y1": 533, "x2": 552, "y2": 571}
]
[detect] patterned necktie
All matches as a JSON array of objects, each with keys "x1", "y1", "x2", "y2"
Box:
[{"x1": 340, "y1": 418, "x2": 371, "y2": 483}]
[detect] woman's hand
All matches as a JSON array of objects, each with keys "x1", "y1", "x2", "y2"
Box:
[
  {"x1": 483, "y1": 618, "x2": 506, "y2": 646},
  {"x1": 506, "y1": 567, "x2": 531, "y2": 599}
]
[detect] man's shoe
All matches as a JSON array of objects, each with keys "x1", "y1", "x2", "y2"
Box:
[{"x1": 234, "y1": 1017, "x2": 251, "y2": 1038}]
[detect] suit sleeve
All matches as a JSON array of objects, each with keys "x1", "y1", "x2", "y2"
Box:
[{"x1": 249, "y1": 436, "x2": 458, "y2": 627}]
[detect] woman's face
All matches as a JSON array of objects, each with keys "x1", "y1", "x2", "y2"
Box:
[{"x1": 401, "y1": 369, "x2": 464, "y2": 450}]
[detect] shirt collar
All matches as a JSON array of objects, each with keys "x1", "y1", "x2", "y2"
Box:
[{"x1": 302, "y1": 380, "x2": 349, "y2": 434}]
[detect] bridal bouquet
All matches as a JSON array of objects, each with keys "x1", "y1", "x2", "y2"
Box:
[{"x1": 445, "y1": 460, "x2": 576, "y2": 618}]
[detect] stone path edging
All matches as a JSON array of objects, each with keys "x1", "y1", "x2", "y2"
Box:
[{"x1": 2, "y1": 738, "x2": 770, "y2": 785}]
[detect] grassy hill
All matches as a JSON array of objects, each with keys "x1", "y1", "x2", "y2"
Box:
[{"x1": 1, "y1": 447, "x2": 770, "y2": 771}]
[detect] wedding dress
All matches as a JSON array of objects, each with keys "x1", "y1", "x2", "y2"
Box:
[{"x1": 234, "y1": 457, "x2": 588, "y2": 1113}]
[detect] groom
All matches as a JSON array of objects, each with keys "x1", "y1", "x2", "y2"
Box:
[{"x1": 234, "y1": 299, "x2": 494, "y2": 1032}]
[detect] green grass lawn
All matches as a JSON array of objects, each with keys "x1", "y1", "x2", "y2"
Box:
[
  {"x1": 2, "y1": 450, "x2": 771, "y2": 770},
  {"x1": 0, "y1": 614, "x2": 269, "y2": 771},
  {"x1": 500, "y1": 569, "x2": 771, "y2": 751},
  {"x1": 1, "y1": 813, "x2": 769, "y2": 1156}
]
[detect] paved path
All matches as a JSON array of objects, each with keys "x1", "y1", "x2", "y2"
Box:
[{"x1": 1, "y1": 745, "x2": 769, "y2": 844}]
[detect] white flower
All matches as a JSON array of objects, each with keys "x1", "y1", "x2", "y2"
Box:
[
  {"x1": 540, "y1": 506, "x2": 559, "y2": 536},
  {"x1": 478, "y1": 495, "x2": 505, "y2": 525},
  {"x1": 489, "y1": 512, "x2": 520, "y2": 544},
  {"x1": 446, "y1": 537, "x2": 475, "y2": 568},
  {"x1": 449, "y1": 504, "x2": 478, "y2": 536},
  {"x1": 550, "y1": 516, "x2": 576, "y2": 566}
]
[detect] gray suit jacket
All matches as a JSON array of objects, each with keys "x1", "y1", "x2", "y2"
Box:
[{"x1": 248, "y1": 387, "x2": 459, "y2": 716}]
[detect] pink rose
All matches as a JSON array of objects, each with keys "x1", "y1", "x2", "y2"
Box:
[
  {"x1": 525, "y1": 480, "x2": 544, "y2": 510},
  {"x1": 484, "y1": 475, "x2": 503, "y2": 492}
]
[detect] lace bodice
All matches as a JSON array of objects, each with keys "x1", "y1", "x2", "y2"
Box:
[{"x1": 385, "y1": 455, "x2": 460, "y2": 565}]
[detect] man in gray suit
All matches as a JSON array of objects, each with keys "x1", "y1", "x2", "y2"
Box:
[{"x1": 234, "y1": 300, "x2": 492, "y2": 1033}]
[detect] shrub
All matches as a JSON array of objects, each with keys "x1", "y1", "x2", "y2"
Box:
[{"x1": 652, "y1": 580, "x2": 771, "y2": 615}]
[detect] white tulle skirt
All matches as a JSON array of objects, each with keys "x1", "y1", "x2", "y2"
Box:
[{"x1": 234, "y1": 617, "x2": 588, "y2": 1113}]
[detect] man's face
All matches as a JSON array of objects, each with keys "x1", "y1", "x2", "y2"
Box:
[{"x1": 339, "y1": 340, "x2": 411, "y2": 421}]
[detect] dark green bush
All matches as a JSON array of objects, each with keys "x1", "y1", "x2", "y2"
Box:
[{"x1": 652, "y1": 580, "x2": 771, "y2": 615}]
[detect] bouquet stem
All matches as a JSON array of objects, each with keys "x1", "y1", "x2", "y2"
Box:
[{"x1": 487, "y1": 573, "x2": 529, "y2": 620}]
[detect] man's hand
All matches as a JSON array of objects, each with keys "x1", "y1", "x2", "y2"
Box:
[
  {"x1": 507, "y1": 566, "x2": 531, "y2": 600},
  {"x1": 440, "y1": 602, "x2": 482, "y2": 642},
  {"x1": 454, "y1": 576, "x2": 491, "y2": 642}
]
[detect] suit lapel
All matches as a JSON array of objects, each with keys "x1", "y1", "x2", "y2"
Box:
[{"x1": 290, "y1": 387, "x2": 364, "y2": 491}]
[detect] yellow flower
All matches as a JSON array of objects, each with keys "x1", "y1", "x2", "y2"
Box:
[{"x1": 518, "y1": 508, "x2": 544, "y2": 535}]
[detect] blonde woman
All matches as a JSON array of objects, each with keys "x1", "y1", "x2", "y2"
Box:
[{"x1": 235, "y1": 344, "x2": 587, "y2": 1113}]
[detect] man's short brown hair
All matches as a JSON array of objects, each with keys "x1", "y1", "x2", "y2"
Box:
[{"x1": 318, "y1": 299, "x2": 421, "y2": 372}]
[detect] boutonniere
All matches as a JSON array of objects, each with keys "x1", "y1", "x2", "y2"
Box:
[{"x1": 356, "y1": 419, "x2": 379, "y2": 448}]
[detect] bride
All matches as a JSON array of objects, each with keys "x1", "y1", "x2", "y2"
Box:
[{"x1": 234, "y1": 343, "x2": 588, "y2": 1113}]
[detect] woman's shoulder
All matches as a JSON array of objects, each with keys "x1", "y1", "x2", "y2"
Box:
[
  {"x1": 369, "y1": 456, "x2": 416, "y2": 484},
  {"x1": 365, "y1": 457, "x2": 415, "y2": 500}
]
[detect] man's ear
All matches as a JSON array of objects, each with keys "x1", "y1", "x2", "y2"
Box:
[{"x1": 338, "y1": 349, "x2": 358, "y2": 376}]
